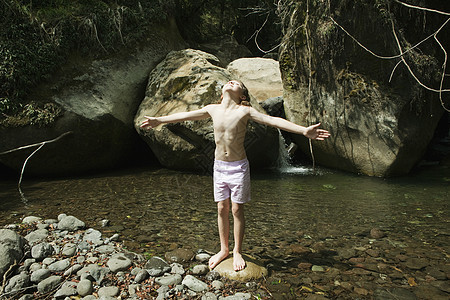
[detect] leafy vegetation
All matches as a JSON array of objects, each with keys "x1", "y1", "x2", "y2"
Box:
[
  {"x1": 0, "y1": 0, "x2": 168, "y2": 127},
  {"x1": 0, "y1": 0, "x2": 283, "y2": 127}
]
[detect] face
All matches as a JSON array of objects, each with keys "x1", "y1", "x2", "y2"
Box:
[{"x1": 222, "y1": 81, "x2": 245, "y2": 98}]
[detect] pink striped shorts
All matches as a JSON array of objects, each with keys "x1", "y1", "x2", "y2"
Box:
[{"x1": 213, "y1": 158, "x2": 251, "y2": 204}]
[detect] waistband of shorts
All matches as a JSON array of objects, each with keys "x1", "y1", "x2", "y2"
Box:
[{"x1": 214, "y1": 158, "x2": 249, "y2": 167}]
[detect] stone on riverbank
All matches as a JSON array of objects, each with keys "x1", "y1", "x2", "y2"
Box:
[
  {"x1": 214, "y1": 255, "x2": 268, "y2": 281},
  {"x1": 0, "y1": 229, "x2": 25, "y2": 278}
]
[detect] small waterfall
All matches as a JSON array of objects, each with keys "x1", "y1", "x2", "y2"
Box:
[{"x1": 275, "y1": 129, "x2": 312, "y2": 174}]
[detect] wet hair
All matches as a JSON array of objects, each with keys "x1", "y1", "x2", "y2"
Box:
[{"x1": 239, "y1": 81, "x2": 251, "y2": 106}]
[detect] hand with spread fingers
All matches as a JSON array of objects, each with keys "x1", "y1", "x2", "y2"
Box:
[{"x1": 304, "y1": 123, "x2": 331, "y2": 141}]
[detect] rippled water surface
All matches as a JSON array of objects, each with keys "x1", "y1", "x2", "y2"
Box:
[{"x1": 1, "y1": 163, "x2": 448, "y2": 258}]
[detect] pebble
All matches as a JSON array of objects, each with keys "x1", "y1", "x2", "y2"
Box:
[
  {"x1": 98, "y1": 286, "x2": 119, "y2": 297},
  {"x1": 155, "y1": 273, "x2": 183, "y2": 286},
  {"x1": 107, "y1": 253, "x2": 132, "y2": 272},
  {"x1": 182, "y1": 274, "x2": 209, "y2": 292},
  {"x1": 30, "y1": 269, "x2": 51, "y2": 283},
  {"x1": 37, "y1": 275, "x2": 62, "y2": 294}
]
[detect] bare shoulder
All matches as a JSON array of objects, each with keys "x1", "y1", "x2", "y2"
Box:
[{"x1": 204, "y1": 104, "x2": 220, "y2": 113}]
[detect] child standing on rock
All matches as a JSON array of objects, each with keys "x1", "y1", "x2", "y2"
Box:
[{"x1": 140, "y1": 80, "x2": 330, "y2": 271}]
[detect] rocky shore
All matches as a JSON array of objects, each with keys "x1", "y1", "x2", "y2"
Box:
[
  {"x1": 0, "y1": 214, "x2": 263, "y2": 300},
  {"x1": 1, "y1": 212, "x2": 449, "y2": 299}
]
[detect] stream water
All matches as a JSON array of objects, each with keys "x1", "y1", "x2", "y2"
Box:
[{"x1": 0, "y1": 161, "x2": 449, "y2": 298}]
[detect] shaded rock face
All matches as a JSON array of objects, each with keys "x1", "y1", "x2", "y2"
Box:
[
  {"x1": 0, "y1": 18, "x2": 187, "y2": 176},
  {"x1": 279, "y1": 0, "x2": 445, "y2": 176},
  {"x1": 134, "y1": 49, "x2": 280, "y2": 172}
]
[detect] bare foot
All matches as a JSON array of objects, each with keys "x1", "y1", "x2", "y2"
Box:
[
  {"x1": 209, "y1": 250, "x2": 229, "y2": 269},
  {"x1": 233, "y1": 252, "x2": 246, "y2": 271}
]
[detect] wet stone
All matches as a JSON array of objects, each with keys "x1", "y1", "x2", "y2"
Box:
[
  {"x1": 405, "y1": 258, "x2": 428, "y2": 270},
  {"x1": 165, "y1": 248, "x2": 195, "y2": 264},
  {"x1": 374, "y1": 287, "x2": 416, "y2": 300}
]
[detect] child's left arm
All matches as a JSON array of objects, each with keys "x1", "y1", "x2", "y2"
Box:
[{"x1": 249, "y1": 107, "x2": 330, "y2": 140}]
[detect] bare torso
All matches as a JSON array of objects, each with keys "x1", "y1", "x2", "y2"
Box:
[{"x1": 204, "y1": 104, "x2": 250, "y2": 162}]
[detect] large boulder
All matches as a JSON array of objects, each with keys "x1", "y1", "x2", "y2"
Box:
[
  {"x1": 0, "y1": 229, "x2": 25, "y2": 278},
  {"x1": 134, "y1": 49, "x2": 280, "y2": 172},
  {"x1": 0, "y1": 18, "x2": 187, "y2": 176},
  {"x1": 227, "y1": 58, "x2": 284, "y2": 103},
  {"x1": 278, "y1": 0, "x2": 445, "y2": 176}
]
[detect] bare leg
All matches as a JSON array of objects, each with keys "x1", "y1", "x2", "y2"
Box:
[
  {"x1": 209, "y1": 199, "x2": 230, "y2": 269},
  {"x1": 232, "y1": 202, "x2": 246, "y2": 271}
]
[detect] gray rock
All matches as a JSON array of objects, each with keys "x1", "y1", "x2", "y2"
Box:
[
  {"x1": 0, "y1": 229, "x2": 25, "y2": 278},
  {"x1": 29, "y1": 262, "x2": 42, "y2": 272},
  {"x1": 61, "y1": 243, "x2": 77, "y2": 256},
  {"x1": 212, "y1": 280, "x2": 224, "y2": 290},
  {"x1": 222, "y1": 292, "x2": 252, "y2": 300},
  {"x1": 134, "y1": 269, "x2": 149, "y2": 283},
  {"x1": 77, "y1": 264, "x2": 110, "y2": 284},
  {"x1": 77, "y1": 241, "x2": 92, "y2": 251},
  {"x1": 128, "y1": 284, "x2": 142, "y2": 296},
  {"x1": 192, "y1": 264, "x2": 209, "y2": 275},
  {"x1": 18, "y1": 294, "x2": 34, "y2": 300},
  {"x1": 98, "y1": 286, "x2": 119, "y2": 297},
  {"x1": 44, "y1": 219, "x2": 58, "y2": 224},
  {"x1": 24, "y1": 229, "x2": 48, "y2": 244},
  {"x1": 155, "y1": 274, "x2": 183, "y2": 286},
  {"x1": 195, "y1": 253, "x2": 211, "y2": 263},
  {"x1": 31, "y1": 268, "x2": 51, "y2": 283},
  {"x1": 57, "y1": 214, "x2": 67, "y2": 221},
  {"x1": 54, "y1": 285, "x2": 77, "y2": 298},
  {"x1": 48, "y1": 258, "x2": 71, "y2": 273},
  {"x1": 4, "y1": 272, "x2": 30, "y2": 294},
  {"x1": 205, "y1": 271, "x2": 221, "y2": 281},
  {"x1": 37, "y1": 275, "x2": 62, "y2": 294},
  {"x1": 22, "y1": 216, "x2": 42, "y2": 224},
  {"x1": 145, "y1": 256, "x2": 170, "y2": 269},
  {"x1": 109, "y1": 233, "x2": 120, "y2": 241},
  {"x1": 202, "y1": 292, "x2": 218, "y2": 300},
  {"x1": 58, "y1": 215, "x2": 85, "y2": 231},
  {"x1": 31, "y1": 242, "x2": 54, "y2": 260},
  {"x1": 42, "y1": 257, "x2": 56, "y2": 265},
  {"x1": 96, "y1": 244, "x2": 115, "y2": 254},
  {"x1": 182, "y1": 275, "x2": 208, "y2": 292},
  {"x1": 83, "y1": 228, "x2": 103, "y2": 246},
  {"x1": 64, "y1": 264, "x2": 82, "y2": 276},
  {"x1": 107, "y1": 253, "x2": 132, "y2": 273},
  {"x1": 171, "y1": 263, "x2": 185, "y2": 275},
  {"x1": 77, "y1": 279, "x2": 93, "y2": 297}
]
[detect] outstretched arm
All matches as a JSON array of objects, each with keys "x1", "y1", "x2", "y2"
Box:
[
  {"x1": 140, "y1": 108, "x2": 210, "y2": 129},
  {"x1": 249, "y1": 107, "x2": 330, "y2": 140}
]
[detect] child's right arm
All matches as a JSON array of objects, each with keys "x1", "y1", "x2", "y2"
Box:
[{"x1": 140, "y1": 107, "x2": 210, "y2": 129}]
